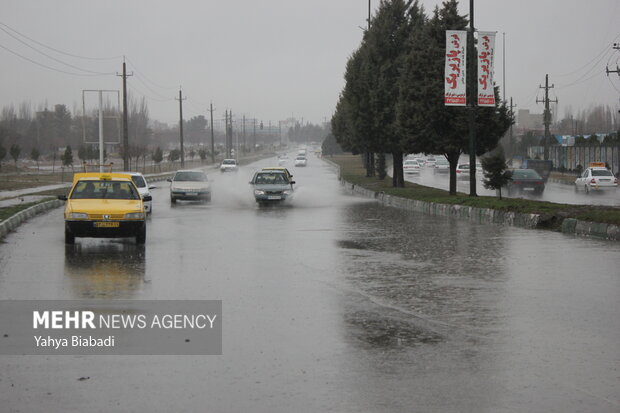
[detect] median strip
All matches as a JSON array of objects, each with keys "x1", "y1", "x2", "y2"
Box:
[{"x1": 326, "y1": 155, "x2": 620, "y2": 241}]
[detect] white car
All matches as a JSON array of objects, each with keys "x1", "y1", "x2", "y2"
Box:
[
  {"x1": 575, "y1": 167, "x2": 618, "y2": 193},
  {"x1": 456, "y1": 163, "x2": 470, "y2": 179},
  {"x1": 403, "y1": 159, "x2": 420, "y2": 174},
  {"x1": 125, "y1": 172, "x2": 154, "y2": 214},
  {"x1": 433, "y1": 158, "x2": 450, "y2": 174},
  {"x1": 220, "y1": 159, "x2": 238, "y2": 172},
  {"x1": 168, "y1": 170, "x2": 211, "y2": 203},
  {"x1": 294, "y1": 156, "x2": 307, "y2": 167},
  {"x1": 425, "y1": 157, "x2": 437, "y2": 168}
]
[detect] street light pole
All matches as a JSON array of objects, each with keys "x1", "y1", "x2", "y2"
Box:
[{"x1": 468, "y1": 0, "x2": 477, "y2": 196}]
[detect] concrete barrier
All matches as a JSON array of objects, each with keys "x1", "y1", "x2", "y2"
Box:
[{"x1": 0, "y1": 199, "x2": 63, "y2": 239}]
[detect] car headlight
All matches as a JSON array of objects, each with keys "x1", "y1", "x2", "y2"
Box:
[
  {"x1": 283, "y1": 189, "x2": 292, "y2": 195},
  {"x1": 125, "y1": 212, "x2": 145, "y2": 219},
  {"x1": 254, "y1": 190, "x2": 265, "y2": 195},
  {"x1": 68, "y1": 212, "x2": 88, "y2": 219}
]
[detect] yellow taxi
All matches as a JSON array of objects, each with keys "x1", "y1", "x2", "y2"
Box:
[
  {"x1": 59, "y1": 173, "x2": 151, "y2": 244},
  {"x1": 261, "y1": 167, "x2": 293, "y2": 181}
]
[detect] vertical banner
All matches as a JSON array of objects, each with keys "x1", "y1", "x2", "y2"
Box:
[
  {"x1": 444, "y1": 30, "x2": 467, "y2": 106},
  {"x1": 477, "y1": 31, "x2": 496, "y2": 106}
]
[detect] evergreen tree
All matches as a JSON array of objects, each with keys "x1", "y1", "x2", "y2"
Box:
[
  {"x1": 481, "y1": 147, "x2": 511, "y2": 199},
  {"x1": 0, "y1": 144, "x2": 5, "y2": 170},
  {"x1": 30, "y1": 147, "x2": 40, "y2": 170},
  {"x1": 397, "y1": 0, "x2": 511, "y2": 195},
  {"x1": 62, "y1": 145, "x2": 73, "y2": 169},
  {"x1": 10, "y1": 143, "x2": 21, "y2": 166}
]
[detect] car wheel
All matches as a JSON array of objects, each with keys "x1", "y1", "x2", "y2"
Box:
[
  {"x1": 170, "y1": 196, "x2": 177, "y2": 204},
  {"x1": 65, "y1": 228, "x2": 75, "y2": 244},
  {"x1": 136, "y1": 224, "x2": 146, "y2": 244}
]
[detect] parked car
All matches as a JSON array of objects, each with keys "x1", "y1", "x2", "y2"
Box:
[
  {"x1": 124, "y1": 172, "x2": 154, "y2": 215},
  {"x1": 425, "y1": 157, "x2": 437, "y2": 168},
  {"x1": 294, "y1": 156, "x2": 307, "y2": 167},
  {"x1": 433, "y1": 158, "x2": 449, "y2": 173},
  {"x1": 249, "y1": 170, "x2": 295, "y2": 205},
  {"x1": 168, "y1": 170, "x2": 211, "y2": 203},
  {"x1": 505, "y1": 169, "x2": 545, "y2": 195},
  {"x1": 403, "y1": 159, "x2": 420, "y2": 174},
  {"x1": 456, "y1": 163, "x2": 470, "y2": 179},
  {"x1": 220, "y1": 159, "x2": 238, "y2": 172},
  {"x1": 58, "y1": 173, "x2": 149, "y2": 244},
  {"x1": 519, "y1": 159, "x2": 553, "y2": 182},
  {"x1": 574, "y1": 167, "x2": 618, "y2": 193}
]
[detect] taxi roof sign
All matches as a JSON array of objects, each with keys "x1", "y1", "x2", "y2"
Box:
[
  {"x1": 72, "y1": 172, "x2": 133, "y2": 183},
  {"x1": 589, "y1": 162, "x2": 606, "y2": 168}
]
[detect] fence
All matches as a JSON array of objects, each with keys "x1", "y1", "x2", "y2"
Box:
[{"x1": 527, "y1": 145, "x2": 620, "y2": 173}]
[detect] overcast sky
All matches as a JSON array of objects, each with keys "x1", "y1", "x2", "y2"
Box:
[{"x1": 2, "y1": 0, "x2": 619, "y2": 127}]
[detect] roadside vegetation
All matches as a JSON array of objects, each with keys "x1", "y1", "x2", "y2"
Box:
[
  {"x1": 0, "y1": 198, "x2": 55, "y2": 222},
  {"x1": 332, "y1": 155, "x2": 620, "y2": 227}
]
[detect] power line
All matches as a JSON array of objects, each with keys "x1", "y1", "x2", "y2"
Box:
[
  {"x1": 125, "y1": 56, "x2": 177, "y2": 90},
  {"x1": 554, "y1": 33, "x2": 620, "y2": 78},
  {"x1": 0, "y1": 42, "x2": 111, "y2": 77},
  {"x1": 0, "y1": 20, "x2": 122, "y2": 61},
  {"x1": 0, "y1": 25, "x2": 114, "y2": 75}
]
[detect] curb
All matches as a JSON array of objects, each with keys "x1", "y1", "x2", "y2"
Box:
[
  {"x1": 0, "y1": 199, "x2": 64, "y2": 240},
  {"x1": 324, "y1": 157, "x2": 619, "y2": 241}
]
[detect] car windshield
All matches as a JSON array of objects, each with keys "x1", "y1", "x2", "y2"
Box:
[
  {"x1": 592, "y1": 169, "x2": 612, "y2": 176},
  {"x1": 254, "y1": 173, "x2": 289, "y2": 185},
  {"x1": 70, "y1": 180, "x2": 140, "y2": 200},
  {"x1": 458, "y1": 164, "x2": 469, "y2": 169},
  {"x1": 174, "y1": 171, "x2": 207, "y2": 181},
  {"x1": 296, "y1": 157, "x2": 306, "y2": 161},
  {"x1": 512, "y1": 169, "x2": 541, "y2": 179},
  {"x1": 436, "y1": 159, "x2": 448, "y2": 165},
  {"x1": 404, "y1": 161, "x2": 418, "y2": 165},
  {"x1": 131, "y1": 175, "x2": 146, "y2": 188},
  {"x1": 223, "y1": 160, "x2": 236, "y2": 165}
]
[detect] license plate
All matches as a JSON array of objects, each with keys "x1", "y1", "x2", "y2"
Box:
[
  {"x1": 185, "y1": 192, "x2": 198, "y2": 196},
  {"x1": 522, "y1": 187, "x2": 535, "y2": 191},
  {"x1": 94, "y1": 221, "x2": 119, "y2": 228},
  {"x1": 267, "y1": 196, "x2": 282, "y2": 200}
]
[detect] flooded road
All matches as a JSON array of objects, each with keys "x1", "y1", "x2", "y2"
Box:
[{"x1": 0, "y1": 155, "x2": 619, "y2": 412}]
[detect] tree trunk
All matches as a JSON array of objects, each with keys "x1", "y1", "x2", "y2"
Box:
[
  {"x1": 446, "y1": 152, "x2": 460, "y2": 195},
  {"x1": 392, "y1": 152, "x2": 404, "y2": 187},
  {"x1": 367, "y1": 152, "x2": 375, "y2": 177},
  {"x1": 377, "y1": 153, "x2": 386, "y2": 180}
]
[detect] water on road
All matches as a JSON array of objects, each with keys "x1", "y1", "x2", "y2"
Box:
[{"x1": 0, "y1": 155, "x2": 618, "y2": 412}]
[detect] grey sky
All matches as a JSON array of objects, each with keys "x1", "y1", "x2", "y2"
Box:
[{"x1": 2, "y1": 0, "x2": 619, "y2": 127}]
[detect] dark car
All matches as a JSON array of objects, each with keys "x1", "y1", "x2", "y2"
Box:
[{"x1": 506, "y1": 169, "x2": 545, "y2": 195}]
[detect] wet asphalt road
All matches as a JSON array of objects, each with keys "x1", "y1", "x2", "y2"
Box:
[
  {"x1": 0, "y1": 155, "x2": 619, "y2": 412},
  {"x1": 405, "y1": 165, "x2": 620, "y2": 206}
]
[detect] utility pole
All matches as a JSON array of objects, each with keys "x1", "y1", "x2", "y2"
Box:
[
  {"x1": 606, "y1": 43, "x2": 620, "y2": 173},
  {"x1": 502, "y1": 32, "x2": 506, "y2": 104},
  {"x1": 176, "y1": 88, "x2": 187, "y2": 167},
  {"x1": 467, "y1": 0, "x2": 477, "y2": 196},
  {"x1": 253, "y1": 118, "x2": 257, "y2": 152},
  {"x1": 243, "y1": 115, "x2": 246, "y2": 154},
  {"x1": 537, "y1": 74, "x2": 557, "y2": 161},
  {"x1": 117, "y1": 57, "x2": 133, "y2": 171},
  {"x1": 508, "y1": 97, "x2": 516, "y2": 157},
  {"x1": 209, "y1": 103, "x2": 216, "y2": 164}
]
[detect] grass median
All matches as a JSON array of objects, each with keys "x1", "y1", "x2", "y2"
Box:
[
  {"x1": 329, "y1": 154, "x2": 620, "y2": 228},
  {"x1": 0, "y1": 198, "x2": 56, "y2": 222}
]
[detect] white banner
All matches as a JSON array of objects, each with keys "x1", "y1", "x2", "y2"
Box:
[
  {"x1": 444, "y1": 30, "x2": 467, "y2": 106},
  {"x1": 477, "y1": 31, "x2": 496, "y2": 106}
]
